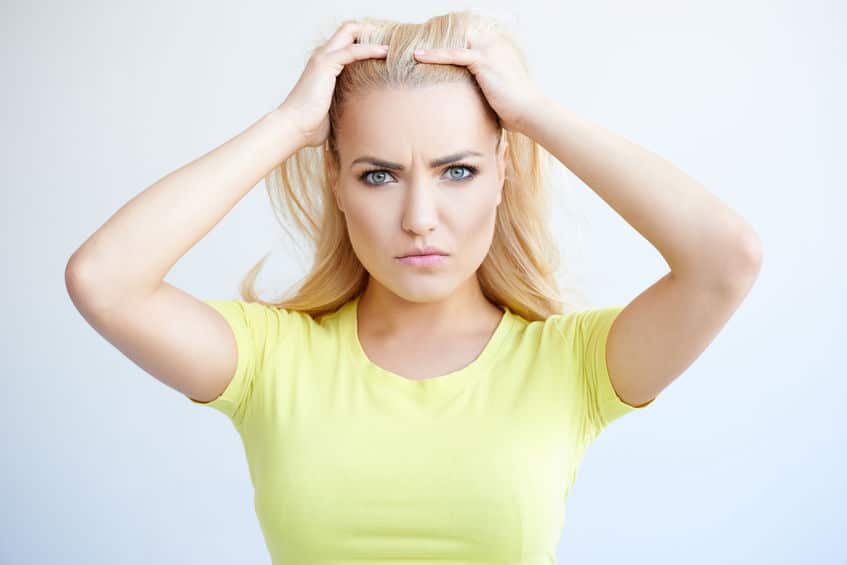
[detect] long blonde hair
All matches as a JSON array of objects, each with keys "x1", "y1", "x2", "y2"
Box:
[{"x1": 240, "y1": 10, "x2": 581, "y2": 322}]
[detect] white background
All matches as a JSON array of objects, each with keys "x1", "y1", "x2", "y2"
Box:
[{"x1": 3, "y1": 0, "x2": 843, "y2": 563}]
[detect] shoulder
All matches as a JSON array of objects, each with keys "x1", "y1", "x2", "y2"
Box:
[
  {"x1": 503, "y1": 304, "x2": 625, "y2": 362},
  {"x1": 203, "y1": 299, "x2": 325, "y2": 343}
]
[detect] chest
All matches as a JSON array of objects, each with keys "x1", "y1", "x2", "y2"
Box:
[
  {"x1": 358, "y1": 331, "x2": 492, "y2": 381},
  {"x1": 251, "y1": 409, "x2": 574, "y2": 563}
]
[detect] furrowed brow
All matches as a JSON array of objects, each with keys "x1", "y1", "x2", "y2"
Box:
[{"x1": 350, "y1": 150, "x2": 484, "y2": 171}]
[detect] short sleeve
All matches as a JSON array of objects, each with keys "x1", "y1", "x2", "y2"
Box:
[
  {"x1": 574, "y1": 304, "x2": 656, "y2": 436},
  {"x1": 186, "y1": 299, "x2": 278, "y2": 425}
]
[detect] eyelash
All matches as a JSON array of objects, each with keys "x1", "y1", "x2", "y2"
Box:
[{"x1": 358, "y1": 163, "x2": 479, "y2": 186}]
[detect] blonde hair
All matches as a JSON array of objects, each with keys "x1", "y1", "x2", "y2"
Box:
[{"x1": 240, "y1": 10, "x2": 582, "y2": 322}]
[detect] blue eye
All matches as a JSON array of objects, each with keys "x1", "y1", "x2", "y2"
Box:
[{"x1": 358, "y1": 164, "x2": 479, "y2": 186}]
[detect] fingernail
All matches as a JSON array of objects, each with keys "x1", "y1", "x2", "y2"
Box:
[{"x1": 414, "y1": 49, "x2": 426, "y2": 55}]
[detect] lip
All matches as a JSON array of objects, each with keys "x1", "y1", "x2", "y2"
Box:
[
  {"x1": 398, "y1": 245, "x2": 448, "y2": 257},
  {"x1": 396, "y1": 254, "x2": 448, "y2": 267}
]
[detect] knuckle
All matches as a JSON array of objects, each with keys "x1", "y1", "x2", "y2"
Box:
[{"x1": 308, "y1": 44, "x2": 324, "y2": 59}]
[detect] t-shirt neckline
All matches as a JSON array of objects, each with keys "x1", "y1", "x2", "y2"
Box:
[{"x1": 341, "y1": 295, "x2": 516, "y2": 395}]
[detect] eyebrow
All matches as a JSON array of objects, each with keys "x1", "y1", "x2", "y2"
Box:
[{"x1": 350, "y1": 150, "x2": 484, "y2": 171}]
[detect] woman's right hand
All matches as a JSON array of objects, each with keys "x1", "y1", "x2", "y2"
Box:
[{"x1": 278, "y1": 21, "x2": 389, "y2": 148}]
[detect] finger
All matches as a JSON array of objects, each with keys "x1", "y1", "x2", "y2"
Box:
[
  {"x1": 326, "y1": 43, "x2": 389, "y2": 66},
  {"x1": 467, "y1": 27, "x2": 498, "y2": 49},
  {"x1": 324, "y1": 20, "x2": 378, "y2": 53},
  {"x1": 414, "y1": 47, "x2": 479, "y2": 67}
]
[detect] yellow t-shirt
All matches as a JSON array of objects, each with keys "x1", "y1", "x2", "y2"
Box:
[{"x1": 188, "y1": 294, "x2": 657, "y2": 564}]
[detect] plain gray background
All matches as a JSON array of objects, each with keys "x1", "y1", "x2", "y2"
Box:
[{"x1": 4, "y1": 0, "x2": 843, "y2": 563}]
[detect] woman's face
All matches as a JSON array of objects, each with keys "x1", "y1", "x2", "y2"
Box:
[{"x1": 333, "y1": 81, "x2": 510, "y2": 303}]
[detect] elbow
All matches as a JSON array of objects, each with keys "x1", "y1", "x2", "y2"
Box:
[
  {"x1": 718, "y1": 227, "x2": 764, "y2": 295},
  {"x1": 737, "y1": 227, "x2": 763, "y2": 278},
  {"x1": 65, "y1": 254, "x2": 91, "y2": 305},
  {"x1": 65, "y1": 253, "x2": 104, "y2": 309}
]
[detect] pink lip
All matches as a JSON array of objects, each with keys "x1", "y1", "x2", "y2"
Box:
[{"x1": 396, "y1": 254, "x2": 448, "y2": 267}]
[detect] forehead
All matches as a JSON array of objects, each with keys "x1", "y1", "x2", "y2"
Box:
[{"x1": 335, "y1": 82, "x2": 498, "y2": 163}]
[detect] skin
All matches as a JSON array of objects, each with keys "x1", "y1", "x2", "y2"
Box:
[
  {"x1": 331, "y1": 81, "x2": 511, "y2": 376},
  {"x1": 411, "y1": 38, "x2": 762, "y2": 406}
]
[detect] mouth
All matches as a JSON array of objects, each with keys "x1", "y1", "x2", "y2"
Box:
[{"x1": 396, "y1": 254, "x2": 449, "y2": 267}]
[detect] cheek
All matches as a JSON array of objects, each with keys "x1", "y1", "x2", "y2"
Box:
[
  {"x1": 447, "y1": 191, "x2": 499, "y2": 257},
  {"x1": 458, "y1": 203, "x2": 495, "y2": 235},
  {"x1": 455, "y1": 185, "x2": 499, "y2": 230},
  {"x1": 340, "y1": 181, "x2": 499, "y2": 250},
  {"x1": 340, "y1": 194, "x2": 391, "y2": 254}
]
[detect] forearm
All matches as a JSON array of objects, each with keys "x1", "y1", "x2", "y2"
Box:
[
  {"x1": 519, "y1": 96, "x2": 762, "y2": 290},
  {"x1": 67, "y1": 107, "x2": 303, "y2": 307}
]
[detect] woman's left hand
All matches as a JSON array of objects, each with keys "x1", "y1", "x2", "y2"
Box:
[{"x1": 413, "y1": 27, "x2": 547, "y2": 135}]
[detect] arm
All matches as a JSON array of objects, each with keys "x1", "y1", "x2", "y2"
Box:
[
  {"x1": 65, "y1": 107, "x2": 303, "y2": 309},
  {"x1": 520, "y1": 97, "x2": 763, "y2": 407},
  {"x1": 520, "y1": 97, "x2": 762, "y2": 290},
  {"x1": 65, "y1": 22, "x2": 388, "y2": 407},
  {"x1": 64, "y1": 107, "x2": 305, "y2": 405}
]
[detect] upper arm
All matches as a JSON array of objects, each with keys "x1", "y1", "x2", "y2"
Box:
[
  {"x1": 67, "y1": 277, "x2": 276, "y2": 424},
  {"x1": 570, "y1": 304, "x2": 656, "y2": 436},
  {"x1": 605, "y1": 269, "x2": 758, "y2": 412}
]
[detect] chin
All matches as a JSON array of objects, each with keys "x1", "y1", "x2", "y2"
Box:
[{"x1": 381, "y1": 277, "x2": 459, "y2": 304}]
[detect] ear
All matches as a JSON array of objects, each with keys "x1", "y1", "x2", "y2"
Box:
[
  {"x1": 333, "y1": 182, "x2": 345, "y2": 213},
  {"x1": 497, "y1": 134, "x2": 510, "y2": 181},
  {"x1": 496, "y1": 136, "x2": 510, "y2": 206}
]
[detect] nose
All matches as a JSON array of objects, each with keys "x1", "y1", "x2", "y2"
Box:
[{"x1": 400, "y1": 179, "x2": 439, "y2": 235}]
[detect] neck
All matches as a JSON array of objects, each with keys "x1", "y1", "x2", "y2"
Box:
[{"x1": 356, "y1": 277, "x2": 503, "y2": 338}]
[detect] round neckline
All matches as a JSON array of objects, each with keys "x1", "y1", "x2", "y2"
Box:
[{"x1": 341, "y1": 294, "x2": 516, "y2": 395}]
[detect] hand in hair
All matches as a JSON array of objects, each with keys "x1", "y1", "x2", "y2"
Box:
[
  {"x1": 279, "y1": 21, "x2": 389, "y2": 148},
  {"x1": 413, "y1": 27, "x2": 546, "y2": 135}
]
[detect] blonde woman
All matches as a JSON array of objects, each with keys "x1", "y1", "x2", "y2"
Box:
[{"x1": 66, "y1": 11, "x2": 762, "y2": 564}]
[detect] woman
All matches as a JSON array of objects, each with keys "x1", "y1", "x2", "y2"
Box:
[{"x1": 65, "y1": 11, "x2": 762, "y2": 564}]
